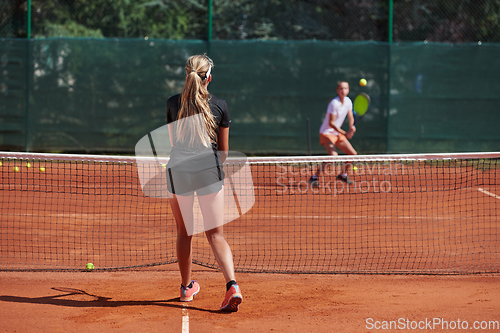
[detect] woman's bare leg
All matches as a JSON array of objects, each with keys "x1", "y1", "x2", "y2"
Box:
[
  {"x1": 198, "y1": 188, "x2": 236, "y2": 283},
  {"x1": 336, "y1": 139, "x2": 357, "y2": 156},
  {"x1": 169, "y1": 195, "x2": 195, "y2": 287}
]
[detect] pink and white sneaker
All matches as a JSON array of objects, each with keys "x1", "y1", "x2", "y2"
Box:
[
  {"x1": 220, "y1": 284, "x2": 242, "y2": 312},
  {"x1": 180, "y1": 281, "x2": 200, "y2": 302}
]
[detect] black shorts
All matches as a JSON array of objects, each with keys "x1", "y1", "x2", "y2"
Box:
[{"x1": 166, "y1": 166, "x2": 224, "y2": 196}]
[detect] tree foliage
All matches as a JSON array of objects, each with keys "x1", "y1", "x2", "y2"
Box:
[
  {"x1": 29, "y1": 0, "x2": 204, "y2": 39},
  {"x1": 2, "y1": 0, "x2": 500, "y2": 42},
  {"x1": 393, "y1": 0, "x2": 500, "y2": 42}
]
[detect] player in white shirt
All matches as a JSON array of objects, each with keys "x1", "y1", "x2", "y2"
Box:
[{"x1": 309, "y1": 81, "x2": 357, "y2": 186}]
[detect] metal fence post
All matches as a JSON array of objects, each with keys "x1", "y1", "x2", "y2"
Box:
[
  {"x1": 207, "y1": 0, "x2": 213, "y2": 55},
  {"x1": 386, "y1": 0, "x2": 393, "y2": 153},
  {"x1": 24, "y1": 0, "x2": 32, "y2": 152}
]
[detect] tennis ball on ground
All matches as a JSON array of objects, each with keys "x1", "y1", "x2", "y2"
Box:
[
  {"x1": 359, "y1": 79, "x2": 367, "y2": 87},
  {"x1": 85, "y1": 263, "x2": 94, "y2": 271},
  {"x1": 39, "y1": 167, "x2": 45, "y2": 172},
  {"x1": 13, "y1": 166, "x2": 19, "y2": 172},
  {"x1": 353, "y1": 166, "x2": 358, "y2": 172}
]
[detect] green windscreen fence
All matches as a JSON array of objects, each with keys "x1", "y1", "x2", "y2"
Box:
[
  {"x1": 389, "y1": 43, "x2": 500, "y2": 153},
  {"x1": 1, "y1": 39, "x2": 499, "y2": 155}
]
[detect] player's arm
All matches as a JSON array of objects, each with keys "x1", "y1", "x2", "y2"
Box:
[
  {"x1": 346, "y1": 109, "x2": 356, "y2": 139},
  {"x1": 218, "y1": 126, "x2": 229, "y2": 162},
  {"x1": 168, "y1": 123, "x2": 174, "y2": 147},
  {"x1": 329, "y1": 113, "x2": 347, "y2": 136}
]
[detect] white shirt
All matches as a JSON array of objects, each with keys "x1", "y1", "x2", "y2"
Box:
[{"x1": 319, "y1": 96, "x2": 352, "y2": 135}]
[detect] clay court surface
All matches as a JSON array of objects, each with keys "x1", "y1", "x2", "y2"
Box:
[
  {"x1": 0, "y1": 266, "x2": 499, "y2": 332},
  {"x1": 1, "y1": 156, "x2": 499, "y2": 331}
]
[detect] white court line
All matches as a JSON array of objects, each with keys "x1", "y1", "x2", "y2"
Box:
[
  {"x1": 269, "y1": 215, "x2": 484, "y2": 221},
  {"x1": 478, "y1": 188, "x2": 500, "y2": 200},
  {"x1": 182, "y1": 305, "x2": 189, "y2": 333}
]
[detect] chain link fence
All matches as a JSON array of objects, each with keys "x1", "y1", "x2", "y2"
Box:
[
  {"x1": 1, "y1": 0, "x2": 27, "y2": 38},
  {"x1": 393, "y1": 0, "x2": 500, "y2": 42},
  {"x1": 2, "y1": 0, "x2": 500, "y2": 42}
]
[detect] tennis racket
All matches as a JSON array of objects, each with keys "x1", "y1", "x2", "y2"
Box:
[{"x1": 352, "y1": 92, "x2": 371, "y2": 125}]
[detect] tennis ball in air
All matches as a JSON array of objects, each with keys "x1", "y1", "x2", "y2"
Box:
[
  {"x1": 85, "y1": 263, "x2": 94, "y2": 271},
  {"x1": 13, "y1": 166, "x2": 19, "y2": 172},
  {"x1": 353, "y1": 166, "x2": 358, "y2": 172},
  {"x1": 39, "y1": 167, "x2": 45, "y2": 172},
  {"x1": 0, "y1": 162, "x2": 2, "y2": 167},
  {"x1": 26, "y1": 162, "x2": 31, "y2": 168},
  {"x1": 359, "y1": 79, "x2": 367, "y2": 87}
]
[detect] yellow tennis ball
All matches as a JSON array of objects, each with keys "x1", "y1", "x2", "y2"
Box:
[
  {"x1": 26, "y1": 162, "x2": 31, "y2": 168},
  {"x1": 39, "y1": 167, "x2": 45, "y2": 172},
  {"x1": 359, "y1": 79, "x2": 367, "y2": 87},
  {"x1": 0, "y1": 161, "x2": 3, "y2": 167},
  {"x1": 353, "y1": 166, "x2": 358, "y2": 172},
  {"x1": 85, "y1": 263, "x2": 94, "y2": 271},
  {"x1": 13, "y1": 166, "x2": 19, "y2": 172}
]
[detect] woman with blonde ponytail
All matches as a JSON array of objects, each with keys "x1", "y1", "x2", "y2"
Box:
[{"x1": 165, "y1": 54, "x2": 242, "y2": 312}]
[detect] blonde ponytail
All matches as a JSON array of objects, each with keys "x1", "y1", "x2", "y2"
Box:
[{"x1": 176, "y1": 55, "x2": 217, "y2": 148}]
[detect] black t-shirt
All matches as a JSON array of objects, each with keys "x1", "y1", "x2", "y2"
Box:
[{"x1": 165, "y1": 94, "x2": 231, "y2": 171}]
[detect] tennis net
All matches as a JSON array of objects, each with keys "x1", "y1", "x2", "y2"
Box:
[{"x1": 0, "y1": 151, "x2": 499, "y2": 274}]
